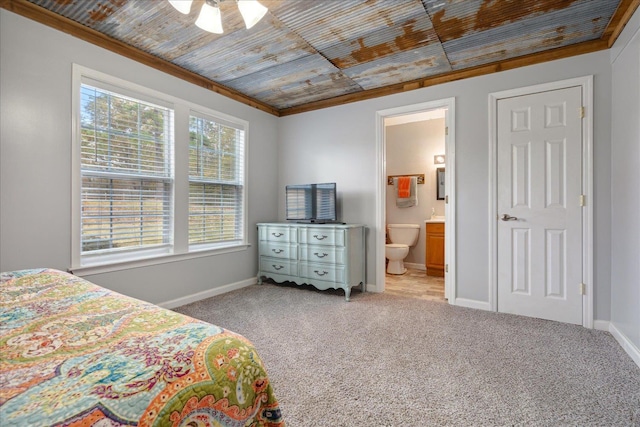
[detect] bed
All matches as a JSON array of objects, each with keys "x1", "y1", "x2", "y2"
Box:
[{"x1": 0, "y1": 268, "x2": 284, "y2": 426}]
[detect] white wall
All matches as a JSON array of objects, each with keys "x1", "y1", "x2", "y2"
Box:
[
  {"x1": 610, "y1": 8, "x2": 640, "y2": 352},
  {"x1": 279, "y1": 50, "x2": 613, "y2": 320},
  {"x1": 386, "y1": 119, "x2": 445, "y2": 266},
  {"x1": 0, "y1": 10, "x2": 280, "y2": 304}
]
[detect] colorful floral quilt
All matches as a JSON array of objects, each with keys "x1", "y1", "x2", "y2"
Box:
[{"x1": 0, "y1": 269, "x2": 284, "y2": 426}]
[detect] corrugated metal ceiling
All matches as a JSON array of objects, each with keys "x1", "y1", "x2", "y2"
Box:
[{"x1": 15, "y1": 0, "x2": 628, "y2": 114}]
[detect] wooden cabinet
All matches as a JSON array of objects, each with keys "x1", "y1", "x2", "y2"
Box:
[
  {"x1": 257, "y1": 223, "x2": 365, "y2": 301},
  {"x1": 425, "y1": 222, "x2": 445, "y2": 277}
]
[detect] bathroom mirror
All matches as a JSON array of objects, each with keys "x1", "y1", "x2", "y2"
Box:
[{"x1": 436, "y1": 168, "x2": 445, "y2": 200}]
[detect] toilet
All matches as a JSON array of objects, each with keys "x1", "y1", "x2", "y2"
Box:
[{"x1": 385, "y1": 224, "x2": 420, "y2": 275}]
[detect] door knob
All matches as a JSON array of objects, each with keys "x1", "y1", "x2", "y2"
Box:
[{"x1": 501, "y1": 214, "x2": 518, "y2": 221}]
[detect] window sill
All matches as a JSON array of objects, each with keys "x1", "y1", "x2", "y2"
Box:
[{"x1": 70, "y1": 244, "x2": 251, "y2": 276}]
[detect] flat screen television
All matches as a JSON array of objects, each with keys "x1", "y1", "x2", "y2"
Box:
[{"x1": 286, "y1": 182, "x2": 337, "y2": 223}]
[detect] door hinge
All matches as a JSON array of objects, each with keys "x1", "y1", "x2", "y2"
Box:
[
  {"x1": 445, "y1": 195, "x2": 448, "y2": 204},
  {"x1": 579, "y1": 106, "x2": 585, "y2": 118},
  {"x1": 579, "y1": 283, "x2": 586, "y2": 295},
  {"x1": 579, "y1": 194, "x2": 586, "y2": 207},
  {"x1": 445, "y1": 264, "x2": 448, "y2": 273},
  {"x1": 445, "y1": 126, "x2": 449, "y2": 136}
]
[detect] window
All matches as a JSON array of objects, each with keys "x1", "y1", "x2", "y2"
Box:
[
  {"x1": 80, "y1": 84, "x2": 174, "y2": 260},
  {"x1": 72, "y1": 66, "x2": 248, "y2": 272},
  {"x1": 189, "y1": 114, "x2": 244, "y2": 248}
]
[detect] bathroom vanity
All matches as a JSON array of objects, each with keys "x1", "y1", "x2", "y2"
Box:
[{"x1": 425, "y1": 219, "x2": 445, "y2": 276}]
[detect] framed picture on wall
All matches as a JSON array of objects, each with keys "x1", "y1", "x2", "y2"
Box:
[{"x1": 436, "y1": 167, "x2": 445, "y2": 200}]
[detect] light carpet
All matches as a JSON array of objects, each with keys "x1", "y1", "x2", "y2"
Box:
[{"x1": 174, "y1": 282, "x2": 640, "y2": 426}]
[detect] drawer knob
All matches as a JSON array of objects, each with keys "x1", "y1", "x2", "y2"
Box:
[
  {"x1": 313, "y1": 234, "x2": 328, "y2": 240},
  {"x1": 272, "y1": 249, "x2": 284, "y2": 254},
  {"x1": 314, "y1": 270, "x2": 328, "y2": 276},
  {"x1": 272, "y1": 232, "x2": 284, "y2": 237},
  {"x1": 272, "y1": 265, "x2": 284, "y2": 271},
  {"x1": 314, "y1": 252, "x2": 328, "y2": 258}
]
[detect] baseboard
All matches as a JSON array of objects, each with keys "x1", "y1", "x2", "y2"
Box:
[
  {"x1": 158, "y1": 277, "x2": 256, "y2": 309},
  {"x1": 453, "y1": 298, "x2": 492, "y2": 311},
  {"x1": 593, "y1": 320, "x2": 610, "y2": 331},
  {"x1": 609, "y1": 322, "x2": 640, "y2": 369},
  {"x1": 404, "y1": 263, "x2": 426, "y2": 271}
]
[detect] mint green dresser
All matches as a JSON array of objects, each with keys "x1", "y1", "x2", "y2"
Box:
[{"x1": 257, "y1": 223, "x2": 365, "y2": 301}]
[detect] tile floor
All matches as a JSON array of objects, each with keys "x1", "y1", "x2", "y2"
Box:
[{"x1": 384, "y1": 267, "x2": 446, "y2": 302}]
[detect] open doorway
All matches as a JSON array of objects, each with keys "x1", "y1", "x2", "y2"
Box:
[
  {"x1": 384, "y1": 110, "x2": 446, "y2": 301},
  {"x1": 375, "y1": 98, "x2": 456, "y2": 303}
]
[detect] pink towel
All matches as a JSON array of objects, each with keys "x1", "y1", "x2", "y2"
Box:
[{"x1": 397, "y1": 176, "x2": 411, "y2": 198}]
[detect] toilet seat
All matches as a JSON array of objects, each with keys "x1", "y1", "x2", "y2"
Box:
[{"x1": 386, "y1": 243, "x2": 408, "y2": 249}]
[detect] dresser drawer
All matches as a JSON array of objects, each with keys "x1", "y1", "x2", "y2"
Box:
[
  {"x1": 259, "y1": 242, "x2": 297, "y2": 260},
  {"x1": 260, "y1": 258, "x2": 297, "y2": 275},
  {"x1": 299, "y1": 245, "x2": 345, "y2": 264},
  {"x1": 299, "y1": 228, "x2": 345, "y2": 246},
  {"x1": 299, "y1": 262, "x2": 345, "y2": 283},
  {"x1": 260, "y1": 225, "x2": 296, "y2": 243}
]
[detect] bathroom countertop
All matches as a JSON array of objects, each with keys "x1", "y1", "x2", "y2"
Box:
[{"x1": 425, "y1": 217, "x2": 445, "y2": 223}]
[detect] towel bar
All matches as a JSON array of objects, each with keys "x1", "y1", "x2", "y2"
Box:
[{"x1": 387, "y1": 174, "x2": 425, "y2": 185}]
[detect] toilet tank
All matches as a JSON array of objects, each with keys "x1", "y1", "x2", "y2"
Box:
[{"x1": 387, "y1": 224, "x2": 420, "y2": 246}]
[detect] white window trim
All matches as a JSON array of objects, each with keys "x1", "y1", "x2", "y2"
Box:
[
  {"x1": 71, "y1": 64, "x2": 249, "y2": 274},
  {"x1": 70, "y1": 244, "x2": 251, "y2": 276}
]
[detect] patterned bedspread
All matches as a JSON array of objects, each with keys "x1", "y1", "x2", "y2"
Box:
[{"x1": 0, "y1": 269, "x2": 283, "y2": 427}]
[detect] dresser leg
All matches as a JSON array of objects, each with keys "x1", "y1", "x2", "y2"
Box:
[
  {"x1": 344, "y1": 286, "x2": 351, "y2": 302},
  {"x1": 257, "y1": 276, "x2": 263, "y2": 285}
]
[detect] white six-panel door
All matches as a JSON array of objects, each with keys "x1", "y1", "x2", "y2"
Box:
[{"x1": 497, "y1": 86, "x2": 583, "y2": 325}]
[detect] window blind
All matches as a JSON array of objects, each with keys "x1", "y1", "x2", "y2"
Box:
[
  {"x1": 80, "y1": 84, "x2": 173, "y2": 254},
  {"x1": 188, "y1": 114, "x2": 244, "y2": 246}
]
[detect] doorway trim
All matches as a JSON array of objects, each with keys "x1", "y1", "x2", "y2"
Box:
[
  {"x1": 375, "y1": 98, "x2": 456, "y2": 302},
  {"x1": 488, "y1": 76, "x2": 594, "y2": 328}
]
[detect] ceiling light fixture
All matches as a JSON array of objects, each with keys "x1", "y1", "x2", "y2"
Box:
[
  {"x1": 237, "y1": 0, "x2": 268, "y2": 29},
  {"x1": 168, "y1": 0, "x2": 192, "y2": 14},
  {"x1": 168, "y1": 0, "x2": 268, "y2": 34},
  {"x1": 195, "y1": 1, "x2": 224, "y2": 33}
]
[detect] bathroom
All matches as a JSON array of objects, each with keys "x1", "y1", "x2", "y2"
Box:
[{"x1": 384, "y1": 109, "x2": 446, "y2": 296}]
